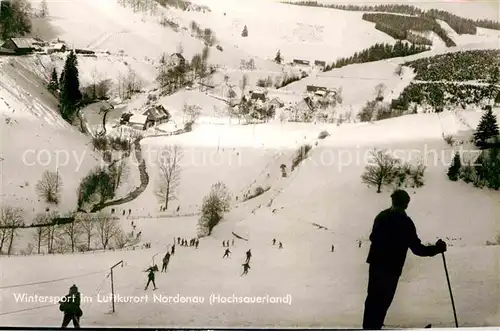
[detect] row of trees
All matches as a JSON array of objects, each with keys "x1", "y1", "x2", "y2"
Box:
[
  {"x1": 361, "y1": 149, "x2": 426, "y2": 193},
  {"x1": 156, "y1": 45, "x2": 214, "y2": 95},
  {"x1": 324, "y1": 41, "x2": 429, "y2": 71},
  {"x1": 448, "y1": 107, "x2": 500, "y2": 189},
  {"x1": 403, "y1": 50, "x2": 500, "y2": 83},
  {"x1": 285, "y1": 2, "x2": 500, "y2": 32},
  {"x1": 190, "y1": 21, "x2": 217, "y2": 46},
  {"x1": 362, "y1": 13, "x2": 456, "y2": 47},
  {"x1": 393, "y1": 83, "x2": 498, "y2": 111}
]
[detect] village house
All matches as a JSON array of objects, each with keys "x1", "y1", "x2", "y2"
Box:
[
  {"x1": 265, "y1": 97, "x2": 284, "y2": 111},
  {"x1": 250, "y1": 90, "x2": 267, "y2": 103},
  {"x1": 168, "y1": 53, "x2": 186, "y2": 67},
  {"x1": 0, "y1": 38, "x2": 38, "y2": 55},
  {"x1": 142, "y1": 105, "x2": 171, "y2": 129},
  {"x1": 314, "y1": 60, "x2": 326, "y2": 69},
  {"x1": 293, "y1": 59, "x2": 310, "y2": 66},
  {"x1": 47, "y1": 43, "x2": 67, "y2": 54},
  {"x1": 306, "y1": 85, "x2": 327, "y2": 93},
  {"x1": 128, "y1": 114, "x2": 148, "y2": 130},
  {"x1": 293, "y1": 96, "x2": 316, "y2": 122}
]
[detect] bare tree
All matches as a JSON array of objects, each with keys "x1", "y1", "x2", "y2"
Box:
[
  {"x1": 156, "y1": 145, "x2": 183, "y2": 210},
  {"x1": 374, "y1": 83, "x2": 386, "y2": 100},
  {"x1": 78, "y1": 213, "x2": 95, "y2": 251},
  {"x1": 39, "y1": 0, "x2": 49, "y2": 18},
  {"x1": 61, "y1": 219, "x2": 83, "y2": 253},
  {"x1": 36, "y1": 170, "x2": 63, "y2": 205},
  {"x1": 239, "y1": 74, "x2": 248, "y2": 95},
  {"x1": 96, "y1": 213, "x2": 119, "y2": 250},
  {"x1": 395, "y1": 65, "x2": 403, "y2": 77},
  {"x1": 109, "y1": 160, "x2": 129, "y2": 192},
  {"x1": 113, "y1": 227, "x2": 136, "y2": 249},
  {"x1": 0, "y1": 206, "x2": 24, "y2": 255},
  {"x1": 361, "y1": 149, "x2": 401, "y2": 193},
  {"x1": 31, "y1": 213, "x2": 49, "y2": 254},
  {"x1": 197, "y1": 181, "x2": 232, "y2": 237},
  {"x1": 183, "y1": 103, "x2": 202, "y2": 124}
]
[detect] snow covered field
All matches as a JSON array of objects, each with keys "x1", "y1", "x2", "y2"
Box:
[{"x1": 1, "y1": 0, "x2": 500, "y2": 328}]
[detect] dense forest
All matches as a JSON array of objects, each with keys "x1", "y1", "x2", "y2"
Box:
[
  {"x1": 404, "y1": 50, "x2": 500, "y2": 82},
  {"x1": 324, "y1": 40, "x2": 429, "y2": 71},
  {"x1": 0, "y1": 0, "x2": 32, "y2": 40},
  {"x1": 392, "y1": 83, "x2": 497, "y2": 110},
  {"x1": 283, "y1": 2, "x2": 500, "y2": 32},
  {"x1": 362, "y1": 13, "x2": 456, "y2": 47}
]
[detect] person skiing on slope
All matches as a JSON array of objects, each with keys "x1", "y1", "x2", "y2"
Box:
[
  {"x1": 362, "y1": 189, "x2": 447, "y2": 330},
  {"x1": 245, "y1": 249, "x2": 252, "y2": 263},
  {"x1": 195, "y1": 239, "x2": 199, "y2": 249},
  {"x1": 241, "y1": 262, "x2": 250, "y2": 276},
  {"x1": 161, "y1": 252, "x2": 171, "y2": 272},
  {"x1": 222, "y1": 248, "x2": 231, "y2": 258},
  {"x1": 278, "y1": 242, "x2": 283, "y2": 249},
  {"x1": 144, "y1": 266, "x2": 157, "y2": 290},
  {"x1": 272, "y1": 238, "x2": 276, "y2": 245},
  {"x1": 171, "y1": 244, "x2": 175, "y2": 255},
  {"x1": 59, "y1": 284, "x2": 82, "y2": 328},
  {"x1": 331, "y1": 244, "x2": 334, "y2": 252}
]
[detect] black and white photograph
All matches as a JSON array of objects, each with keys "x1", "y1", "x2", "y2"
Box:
[{"x1": 0, "y1": 0, "x2": 499, "y2": 328}]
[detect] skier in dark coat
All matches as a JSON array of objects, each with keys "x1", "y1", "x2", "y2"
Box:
[
  {"x1": 222, "y1": 248, "x2": 231, "y2": 258},
  {"x1": 59, "y1": 284, "x2": 82, "y2": 328},
  {"x1": 195, "y1": 239, "x2": 199, "y2": 249},
  {"x1": 362, "y1": 190, "x2": 447, "y2": 330},
  {"x1": 241, "y1": 262, "x2": 250, "y2": 276},
  {"x1": 278, "y1": 242, "x2": 283, "y2": 249},
  {"x1": 161, "y1": 252, "x2": 170, "y2": 272},
  {"x1": 245, "y1": 249, "x2": 252, "y2": 263},
  {"x1": 144, "y1": 266, "x2": 157, "y2": 290},
  {"x1": 331, "y1": 244, "x2": 334, "y2": 252},
  {"x1": 272, "y1": 238, "x2": 276, "y2": 245},
  {"x1": 171, "y1": 244, "x2": 175, "y2": 255}
]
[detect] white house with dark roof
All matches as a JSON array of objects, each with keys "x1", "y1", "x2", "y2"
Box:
[{"x1": 0, "y1": 38, "x2": 38, "y2": 54}]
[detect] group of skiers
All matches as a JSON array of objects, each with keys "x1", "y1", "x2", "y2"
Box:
[
  {"x1": 59, "y1": 189, "x2": 449, "y2": 329},
  {"x1": 222, "y1": 239, "x2": 234, "y2": 247},
  {"x1": 177, "y1": 236, "x2": 199, "y2": 248}
]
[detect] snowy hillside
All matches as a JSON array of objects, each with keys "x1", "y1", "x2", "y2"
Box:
[{"x1": 1, "y1": 0, "x2": 500, "y2": 328}]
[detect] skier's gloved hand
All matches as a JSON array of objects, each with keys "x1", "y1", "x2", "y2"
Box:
[{"x1": 435, "y1": 239, "x2": 447, "y2": 253}]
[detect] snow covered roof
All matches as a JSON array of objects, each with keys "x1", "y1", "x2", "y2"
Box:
[
  {"x1": 143, "y1": 106, "x2": 169, "y2": 120},
  {"x1": 129, "y1": 114, "x2": 147, "y2": 125},
  {"x1": 9, "y1": 38, "x2": 37, "y2": 49}
]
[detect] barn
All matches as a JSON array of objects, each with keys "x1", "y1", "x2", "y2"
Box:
[{"x1": 0, "y1": 38, "x2": 37, "y2": 55}]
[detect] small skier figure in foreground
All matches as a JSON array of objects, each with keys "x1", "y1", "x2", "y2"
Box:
[
  {"x1": 245, "y1": 249, "x2": 252, "y2": 263},
  {"x1": 272, "y1": 238, "x2": 276, "y2": 245},
  {"x1": 59, "y1": 284, "x2": 82, "y2": 328},
  {"x1": 278, "y1": 242, "x2": 283, "y2": 249},
  {"x1": 362, "y1": 190, "x2": 447, "y2": 330},
  {"x1": 241, "y1": 262, "x2": 250, "y2": 276},
  {"x1": 222, "y1": 248, "x2": 231, "y2": 258},
  {"x1": 144, "y1": 265, "x2": 158, "y2": 290}
]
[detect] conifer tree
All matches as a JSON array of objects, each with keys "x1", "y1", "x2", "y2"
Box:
[
  {"x1": 48, "y1": 68, "x2": 59, "y2": 94},
  {"x1": 274, "y1": 50, "x2": 282, "y2": 64},
  {"x1": 474, "y1": 106, "x2": 499, "y2": 147},
  {"x1": 241, "y1": 25, "x2": 248, "y2": 37},
  {"x1": 447, "y1": 152, "x2": 461, "y2": 181},
  {"x1": 59, "y1": 50, "x2": 82, "y2": 122}
]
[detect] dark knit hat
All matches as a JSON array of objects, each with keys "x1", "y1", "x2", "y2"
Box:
[
  {"x1": 391, "y1": 189, "x2": 410, "y2": 207},
  {"x1": 70, "y1": 284, "x2": 78, "y2": 291}
]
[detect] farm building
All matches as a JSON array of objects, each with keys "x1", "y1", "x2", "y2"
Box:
[
  {"x1": 250, "y1": 90, "x2": 267, "y2": 102},
  {"x1": 142, "y1": 105, "x2": 171, "y2": 129},
  {"x1": 167, "y1": 53, "x2": 186, "y2": 67},
  {"x1": 47, "y1": 43, "x2": 67, "y2": 54},
  {"x1": 0, "y1": 38, "x2": 38, "y2": 55},
  {"x1": 306, "y1": 85, "x2": 327, "y2": 93},
  {"x1": 128, "y1": 114, "x2": 148, "y2": 130},
  {"x1": 293, "y1": 59, "x2": 310, "y2": 66},
  {"x1": 314, "y1": 60, "x2": 326, "y2": 68},
  {"x1": 266, "y1": 97, "x2": 284, "y2": 110}
]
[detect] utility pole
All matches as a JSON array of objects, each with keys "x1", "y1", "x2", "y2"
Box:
[{"x1": 110, "y1": 260, "x2": 123, "y2": 313}]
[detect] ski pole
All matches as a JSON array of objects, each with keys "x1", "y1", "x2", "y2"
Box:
[{"x1": 441, "y1": 252, "x2": 458, "y2": 327}]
